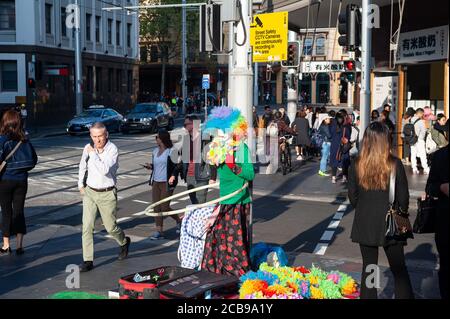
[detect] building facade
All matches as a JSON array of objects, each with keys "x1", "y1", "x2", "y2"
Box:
[
  {"x1": 0, "y1": 0, "x2": 139, "y2": 126},
  {"x1": 256, "y1": 27, "x2": 355, "y2": 107}
]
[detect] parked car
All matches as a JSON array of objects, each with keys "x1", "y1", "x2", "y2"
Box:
[
  {"x1": 66, "y1": 105, "x2": 123, "y2": 135},
  {"x1": 121, "y1": 102, "x2": 174, "y2": 134}
]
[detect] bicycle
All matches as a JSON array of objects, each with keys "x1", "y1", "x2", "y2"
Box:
[{"x1": 279, "y1": 134, "x2": 293, "y2": 175}]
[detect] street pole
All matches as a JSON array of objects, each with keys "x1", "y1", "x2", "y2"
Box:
[
  {"x1": 204, "y1": 88, "x2": 208, "y2": 120},
  {"x1": 287, "y1": 30, "x2": 298, "y2": 124},
  {"x1": 253, "y1": 62, "x2": 258, "y2": 107},
  {"x1": 228, "y1": 0, "x2": 253, "y2": 139},
  {"x1": 359, "y1": 0, "x2": 372, "y2": 139},
  {"x1": 228, "y1": 0, "x2": 254, "y2": 250},
  {"x1": 74, "y1": 0, "x2": 83, "y2": 115},
  {"x1": 182, "y1": 0, "x2": 187, "y2": 115}
]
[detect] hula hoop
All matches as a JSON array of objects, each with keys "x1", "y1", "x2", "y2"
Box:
[{"x1": 144, "y1": 182, "x2": 249, "y2": 217}]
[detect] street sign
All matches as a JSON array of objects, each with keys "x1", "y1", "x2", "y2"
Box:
[
  {"x1": 300, "y1": 61, "x2": 361, "y2": 73},
  {"x1": 202, "y1": 74, "x2": 210, "y2": 90},
  {"x1": 250, "y1": 11, "x2": 288, "y2": 63}
]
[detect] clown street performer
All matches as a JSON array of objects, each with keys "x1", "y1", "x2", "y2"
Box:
[{"x1": 201, "y1": 107, "x2": 255, "y2": 277}]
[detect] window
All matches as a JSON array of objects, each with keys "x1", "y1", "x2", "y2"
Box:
[
  {"x1": 0, "y1": 61, "x2": 18, "y2": 92},
  {"x1": 104, "y1": 109, "x2": 115, "y2": 117},
  {"x1": 303, "y1": 37, "x2": 313, "y2": 56},
  {"x1": 150, "y1": 46, "x2": 158, "y2": 62},
  {"x1": 95, "y1": 16, "x2": 101, "y2": 43},
  {"x1": 95, "y1": 67, "x2": 102, "y2": 92},
  {"x1": 127, "y1": 23, "x2": 132, "y2": 47},
  {"x1": 108, "y1": 68, "x2": 113, "y2": 92},
  {"x1": 86, "y1": 66, "x2": 93, "y2": 92},
  {"x1": 45, "y1": 4, "x2": 53, "y2": 34},
  {"x1": 61, "y1": 7, "x2": 67, "y2": 37},
  {"x1": 127, "y1": 70, "x2": 132, "y2": 93},
  {"x1": 107, "y1": 19, "x2": 113, "y2": 44},
  {"x1": 86, "y1": 13, "x2": 91, "y2": 41},
  {"x1": 116, "y1": 21, "x2": 121, "y2": 46},
  {"x1": 116, "y1": 69, "x2": 122, "y2": 92},
  {"x1": 0, "y1": 0, "x2": 15, "y2": 31},
  {"x1": 315, "y1": 36, "x2": 326, "y2": 55}
]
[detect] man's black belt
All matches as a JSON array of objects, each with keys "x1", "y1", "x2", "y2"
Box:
[{"x1": 88, "y1": 186, "x2": 115, "y2": 192}]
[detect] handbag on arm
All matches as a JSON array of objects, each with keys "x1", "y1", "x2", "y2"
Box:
[{"x1": 385, "y1": 164, "x2": 414, "y2": 239}]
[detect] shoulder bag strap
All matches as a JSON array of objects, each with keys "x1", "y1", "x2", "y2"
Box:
[
  {"x1": 0, "y1": 141, "x2": 22, "y2": 172},
  {"x1": 389, "y1": 164, "x2": 396, "y2": 206}
]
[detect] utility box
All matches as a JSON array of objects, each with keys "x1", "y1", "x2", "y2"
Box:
[
  {"x1": 212, "y1": 0, "x2": 239, "y2": 23},
  {"x1": 199, "y1": 3, "x2": 222, "y2": 52}
]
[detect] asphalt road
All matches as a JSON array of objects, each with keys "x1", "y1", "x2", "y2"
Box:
[{"x1": 0, "y1": 119, "x2": 441, "y2": 298}]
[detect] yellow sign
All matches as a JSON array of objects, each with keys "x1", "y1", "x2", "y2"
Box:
[{"x1": 250, "y1": 12, "x2": 288, "y2": 63}]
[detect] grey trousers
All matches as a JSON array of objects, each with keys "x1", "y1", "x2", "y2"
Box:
[{"x1": 186, "y1": 175, "x2": 208, "y2": 205}]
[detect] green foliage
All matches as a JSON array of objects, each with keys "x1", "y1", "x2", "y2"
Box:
[{"x1": 140, "y1": 0, "x2": 200, "y2": 61}]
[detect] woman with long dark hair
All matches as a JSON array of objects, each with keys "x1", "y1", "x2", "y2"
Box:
[
  {"x1": 348, "y1": 122, "x2": 414, "y2": 299},
  {"x1": 329, "y1": 112, "x2": 351, "y2": 183},
  {"x1": 144, "y1": 129, "x2": 182, "y2": 240},
  {"x1": 0, "y1": 110, "x2": 37, "y2": 255}
]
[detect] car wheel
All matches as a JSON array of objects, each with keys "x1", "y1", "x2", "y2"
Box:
[
  {"x1": 122, "y1": 128, "x2": 129, "y2": 134},
  {"x1": 68, "y1": 132, "x2": 76, "y2": 137}
]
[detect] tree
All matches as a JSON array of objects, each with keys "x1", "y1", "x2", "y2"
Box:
[{"x1": 140, "y1": 0, "x2": 182, "y2": 96}]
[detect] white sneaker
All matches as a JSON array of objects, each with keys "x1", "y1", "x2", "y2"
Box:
[
  {"x1": 297, "y1": 155, "x2": 303, "y2": 161},
  {"x1": 423, "y1": 169, "x2": 430, "y2": 175},
  {"x1": 332, "y1": 176, "x2": 337, "y2": 184},
  {"x1": 412, "y1": 169, "x2": 420, "y2": 175}
]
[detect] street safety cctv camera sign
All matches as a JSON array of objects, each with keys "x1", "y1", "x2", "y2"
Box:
[{"x1": 250, "y1": 12, "x2": 288, "y2": 63}]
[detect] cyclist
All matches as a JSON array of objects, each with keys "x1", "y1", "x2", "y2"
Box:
[{"x1": 274, "y1": 112, "x2": 296, "y2": 173}]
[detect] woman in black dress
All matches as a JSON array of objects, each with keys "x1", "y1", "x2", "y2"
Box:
[
  {"x1": 291, "y1": 110, "x2": 310, "y2": 161},
  {"x1": 348, "y1": 122, "x2": 414, "y2": 299}
]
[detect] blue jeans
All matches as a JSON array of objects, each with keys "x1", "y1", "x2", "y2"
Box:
[{"x1": 320, "y1": 142, "x2": 331, "y2": 172}]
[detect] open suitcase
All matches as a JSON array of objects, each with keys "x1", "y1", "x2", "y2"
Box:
[{"x1": 118, "y1": 266, "x2": 196, "y2": 299}]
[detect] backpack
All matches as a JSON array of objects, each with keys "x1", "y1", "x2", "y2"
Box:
[
  {"x1": 403, "y1": 118, "x2": 420, "y2": 145},
  {"x1": 311, "y1": 129, "x2": 325, "y2": 149},
  {"x1": 425, "y1": 130, "x2": 438, "y2": 154},
  {"x1": 178, "y1": 205, "x2": 215, "y2": 269}
]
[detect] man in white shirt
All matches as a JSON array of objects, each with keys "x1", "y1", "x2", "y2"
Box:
[
  {"x1": 78, "y1": 122, "x2": 130, "y2": 272},
  {"x1": 410, "y1": 108, "x2": 430, "y2": 174}
]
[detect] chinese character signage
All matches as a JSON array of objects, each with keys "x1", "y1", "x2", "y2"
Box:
[
  {"x1": 397, "y1": 25, "x2": 448, "y2": 63},
  {"x1": 300, "y1": 61, "x2": 360, "y2": 73}
]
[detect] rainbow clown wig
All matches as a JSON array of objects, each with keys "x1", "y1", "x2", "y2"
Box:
[{"x1": 204, "y1": 107, "x2": 249, "y2": 166}]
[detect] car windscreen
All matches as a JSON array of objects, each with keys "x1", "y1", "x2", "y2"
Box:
[
  {"x1": 130, "y1": 104, "x2": 157, "y2": 114},
  {"x1": 78, "y1": 110, "x2": 103, "y2": 118}
]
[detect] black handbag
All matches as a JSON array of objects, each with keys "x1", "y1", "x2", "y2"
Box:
[
  {"x1": 385, "y1": 166, "x2": 414, "y2": 240},
  {"x1": 413, "y1": 196, "x2": 437, "y2": 233}
]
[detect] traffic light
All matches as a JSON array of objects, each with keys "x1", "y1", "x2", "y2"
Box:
[
  {"x1": 344, "y1": 60, "x2": 355, "y2": 72},
  {"x1": 340, "y1": 72, "x2": 355, "y2": 83},
  {"x1": 282, "y1": 41, "x2": 300, "y2": 68},
  {"x1": 338, "y1": 4, "x2": 361, "y2": 51},
  {"x1": 27, "y1": 78, "x2": 36, "y2": 88}
]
